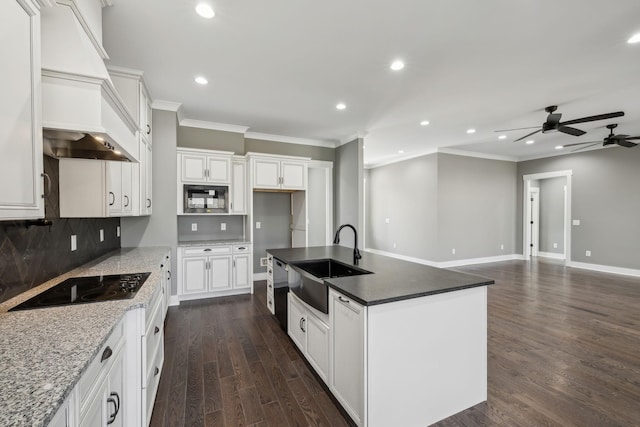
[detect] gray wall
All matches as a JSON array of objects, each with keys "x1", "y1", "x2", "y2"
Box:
[
  {"x1": 245, "y1": 138, "x2": 335, "y2": 162},
  {"x1": 121, "y1": 109, "x2": 178, "y2": 293},
  {"x1": 517, "y1": 147, "x2": 640, "y2": 269},
  {"x1": 252, "y1": 192, "x2": 291, "y2": 272},
  {"x1": 538, "y1": 177, "x2": 565, "y2": 254},
  {"x1": 334, "y1": 139, "x2": 363, "y2": 249},
  {"x1": 178, "y1": 127, "x2": 244, "y2": 152},
  {"x1": 366, "y1": 153, "x2": 517, "y2": 263},
  {"x1": 177, "y1": 215, "x2": 245, "y2": 243}
]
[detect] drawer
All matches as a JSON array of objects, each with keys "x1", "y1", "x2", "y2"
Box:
[
  {"x1": 233, "y1": 244, "x2": 251, "y2": 254},
  {"x1": 183, "y1": 246, "x2": 231, "y2": 256},
  {"x1": 145, "y1": 340, "x2": 164, "y2": 417},
  {"x1": 267, "y1": 279, "x2": 274, "y2": 297},
  {"x1": 78, "y1": 319, "x2": 124, "y2": 413},
  {"x1": 145, "y1": 295, "x2": 164, "y2": 378},
  {"x1": 267, "y1": 293, "x2": 275, "y2": 315},
  {"x1": 267, "y1": 253, "x2": 273, "y2": 267},
  {"x1": 267, "y1": 265, "x2": 273, "y2": 281}
]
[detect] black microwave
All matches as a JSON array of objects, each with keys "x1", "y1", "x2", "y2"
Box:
[{"x1": 183, "y1": 184, "x2": 229, "y2": 213}]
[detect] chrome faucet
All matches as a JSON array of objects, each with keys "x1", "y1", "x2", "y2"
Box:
[{"x1": 333, "y1": 224, "x2": 362, "y2": 265}]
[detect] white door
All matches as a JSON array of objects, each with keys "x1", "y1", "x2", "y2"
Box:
[
  {"x1": 209, "y1": 256, "x2": 232, "y2": 291},
  {"x1": 306, "y1": 314, "x2": 329, "y2": 382},
  {"x1": 181, "y1": 154, "x2": 207, "y2": 182},
  {"x1": 527, "y1": 187, "x2": 540, "y2": 257},
  {"x1": 233, "y1": 254, "x2": 250, "y2": 289},
  {"x1": 287, "y1": 295, "x2": 306, "y2": 352},
  {"x1": 182, "y1": 256, "x2": 208, "y2": 294},
  {"x1": 281, "y1": 161, "x2": 306, "y2": 190},
  {"x1": 253, "y1": 159, "x2": 281, "y2": 189},
  {"x1": 207, "y1": 156, "x2": 230, "y2": 183},
  {"x1": 121, "y1": 162, "x2": 133, "y2": 215},
  {"x1": 108, "y1": 162, "x2": 123, "y2": 214},
  {"x1": 291, "y1": 191, "x2": 307, "y2": 247}
]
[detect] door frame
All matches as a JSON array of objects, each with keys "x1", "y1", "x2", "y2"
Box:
[{"x1": 522, "y1": 170, "x2": 573, "y2": 262}]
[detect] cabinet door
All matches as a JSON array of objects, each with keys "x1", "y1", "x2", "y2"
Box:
[
  {"x1": 230, "y1": 161, "x2": 246, "y2": 214},
  {"x1": 0, "y1": 0, "x2": 43, "y2": 220},
  {"x1": 306, "y1": 314, "x2": 330, "y2": 382},
  {"x1": 331, "y1": 291, "x2": 366, "y2": 425},
  {"x1": 145, "y1": 142, "x2": 153, "y2": 214},
  {"x1": 106, "y1": 347, "x2": 125, "y2": 427},
  {"x1": 182, "y1": 256, "x2": 208, "y2": 294},
  {"x1": 253, "y1": 159, "x2": 281, "y2": 189},
  {"x1": 233, "y1": 254, "x2": 250, "y2": 289},
  {"x1": 281, "y1": 161, "x2": 306, "y2": 190},
  {"x1": 181, "y1": 154, "x2": 207, "y2": 182},
  {"x1": 141, "y1": 87, "x2": 152, "y2": 143},
  {"x1": 108, "y1": 162, "x2": 123, "y2": 214},
  {"x1": 287, "y1": 294, "x2": 306, "y2": 352},
  {"x1": 209, "y1": 256, "x2": 232, "y2": 291},
  {"x1": 121, "y1": 162, "x2": 133, "y2": 215},
  {"x1": 80, "y1": 383, "x2": 106, "y2": 427},
  {"x1": 207, "y1": 156, "x2": 230, "y2": 183}
]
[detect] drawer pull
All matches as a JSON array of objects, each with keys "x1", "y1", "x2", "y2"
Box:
[
  {"x1": 154, "y1": 326, "x2": 160, "y2": 335},
  {"x1": 338, "y1": 296, "x2": 350, "y2": 304},
  {"x1": 106, "y1": 392, "x2": 120, "y2": 424},
  {"x1": 204, "y1": 248, "x2": 212, "y2": 252},
  {"x1": 101, "y1": 346, "x2": 113, "y2": 363},
  {"x1": 154, "y1": 366, "x2": 160, "y2": 376},
  {"x1": 237, "y1": 246, "x2": 246, "y2": 250}
]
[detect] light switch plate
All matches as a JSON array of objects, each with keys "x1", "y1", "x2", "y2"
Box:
[
  {"x1": 256, "y1": 222, "x2": 261, "y2": 229},
  {"x1": 221, "y1": 223, "x2": 226, "y2": 231},
  {"x1": 71, "y1": 235, "x2": 77, "y2": 251},
  {"x1": 572, "y1": 219, "x2": 580, "y2": 226},
  {"x1": 586, "y1": 250, "x2": 591, "y2": 257},
  {"x1": 260, "y1": 257, "x2": 267, "y2": 266}
]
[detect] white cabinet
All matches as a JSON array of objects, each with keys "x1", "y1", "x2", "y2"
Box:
[
  {"x1": 288, "y1": 293, "x2": 330, "y2": 382},
  {"x1": 178, "y1": 244, "x2": 252, "y2": 300},
  {"x1": 107, "y1": 67, "x2": 152, "y2": 147},
  {"x1": 59, "y1": 159, "x2": 134, "y2": 218},
  {"x1": 139, "y1": 138, "x2": 152, "y2": 215},
  {"x1": 49, "y1": 393, "x2": 76, "y2": 427},
  {"x1": 0, "y1": 0, "x2": 44, "y2": 220},
  {"x1": 160, "y1": 252, "x2": 171, "y2": 319},
  {"x1": 251, "y1": 155, "x2": 308, "y2": 190},
  {"x1": 230, "y1": 159, "x2": 247, "y2": 214},
  {"x1": 140, "y1": 85, "x2": 152, "y2": 144},
  {"x1": 179, "y1": 149, "x2": 232, "y2": 184},
  {"x1": 330, "y1": 289, "x2": 366, "y2": 426}
]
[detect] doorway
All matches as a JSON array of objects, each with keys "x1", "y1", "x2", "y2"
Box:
[{"x1": 522, "y1": 170, "x2": 573, "y2": 262}]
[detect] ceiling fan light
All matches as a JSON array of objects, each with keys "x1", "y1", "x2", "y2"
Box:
[
  {"x1": 196, "y1": 3, "x2": 215, "y2": 19},
  {"x1": 525, "y1": 140, "x2": 535, "y2": 145}
]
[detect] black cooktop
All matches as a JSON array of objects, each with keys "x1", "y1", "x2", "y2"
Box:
[{"x1": 9, "y1": 272, "x2": 151, "y2": 311}]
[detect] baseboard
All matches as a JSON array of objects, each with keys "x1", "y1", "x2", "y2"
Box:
[
  {"x1": 566, "y1": 261, "x2": 640, "y2": 278},
  {"x1": 364, "y1": 248, "x2": 523, "y2": 268},
  {"x1": 537, "y1": 251, "x2": 566, "y2": 260},
  {"x1": 169, "y1": 295, "x2": 180, "y2": 306},
  {"x1": 253, "y1": 272, "x2": 268, "y2": 281}
]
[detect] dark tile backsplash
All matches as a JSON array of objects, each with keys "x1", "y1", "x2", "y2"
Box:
[{"x1": 0, "y1": 217, "x2": 121, "y2": 304}]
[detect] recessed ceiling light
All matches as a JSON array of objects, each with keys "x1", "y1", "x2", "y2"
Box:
[
  {"x1": 195, "y1": 3, "x2": 215, "y2": 19},
  {"x1": 390, "y1": 60, "x2": 405, "y2": 71},
  {"x1": 114, "y1": 150, "x2": 121, "y2": 155},
  {"x1": 195, "y1": 76, "x2": 208, "y2": 85},
  {"x1": 525, "y1": 140, "x2": 535, "y2": 145},
  {"x1": 420, "y1": 120, "x2": 430, "y2": 126},
  {"x1": 628, "y1": 33, "x2": 640, "y2": 44},
  {"x1": 94, "y1": 136, "x2": 104, "y2": 142},
  {"x1": 398, "y1": 150, "x2": 405, "y2": 154},
  {"x1": 498, "y1": 135, "x2": 507, "y2": 140},
  {"x1": 336, "y1": 103, "x2": 346, "y2": 110},
  {"x1": 555, "y1": 145, "x2": 564, "y2": 150},
  {"x1": 466, "y1": 128, "x2": 476, "y2": 134}
]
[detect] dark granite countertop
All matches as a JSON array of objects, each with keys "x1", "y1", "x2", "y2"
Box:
[{"x1": 266, "y1": 246, "x2": 494, "y2": 306}]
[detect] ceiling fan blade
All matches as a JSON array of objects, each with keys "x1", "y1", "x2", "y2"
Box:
[
  {"x1": 617, "y1": 140, "x2": 638, "y2": 148},
  {"x1": 494, "y1": 126, "x2": 540, "y2": 132},
  {"x1": 546, "y1": 113, "x2": 562, "y2": 125},
  {"x1": 560, "y1": 140, "x2": 601, "y2": 148},
  {"x1": 571, "y1": 142, "x2": 601, "y2": 152},
  {"x1": 514, "y1": 129, "x2": 541, "y2": 142},
  {"x1": 558, "y1": 126, "x2": 586, "y2": 137},
  {"x1": 622, "y1": 136, "x2": 640, "y2": 140},
  {"x1": 561, "y1": 111, "x2": 625, "y2": 126}
]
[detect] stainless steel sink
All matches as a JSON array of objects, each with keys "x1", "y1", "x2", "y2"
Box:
[{"x1": 288, "y1": 259, "x2": 372, "y2": 314}]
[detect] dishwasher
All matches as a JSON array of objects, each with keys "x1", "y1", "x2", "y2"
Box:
[{"x1": 272, "y1": 258, "x2": 289, "y2": 331}]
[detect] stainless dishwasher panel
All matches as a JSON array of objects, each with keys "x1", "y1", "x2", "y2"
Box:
[{"x1": 273, "y1": 258, "x2": 289, "y2": 331}]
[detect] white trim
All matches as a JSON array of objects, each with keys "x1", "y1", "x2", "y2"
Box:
[
  {"x1": 245, "y1": 131, "x2": 337, "y2": 148},
  {"x1": 523, "y1": 170, "x2": 573, "y2": 181},
  {"x1": 152, "y1": 100, "x2": 182, "y2": 112},
  {"x1": 309, "y1": 159, "x2": 333, "y2": 169},
  {"x1": 245, "y1": 152, "x2": 311, "y2": 161},
  {"x1": 176, "y1": 147, "x2": 235, "y2": 156},
  {"x1": 179, "y1": 288, "x2": 251, "y2": 301},
  {"x1": 180, "y1": 118, "x2": 249, "y2": 134},
  {"x1": 438, "y1": 148, "x2": 518, "y2": 162},
  {"x1": 57, "y1": 0, "x2": 109, "y2": 59},
  {"x1": 365, "y1": 149, "x2": 438, "y2": 169},
  {"x1": 339, "y1": 132, "x2": 366, "y2": 146},
  {"x1": 253, "y1": 272, "x2": 268, "y2": 281},
  {"x1": 537, "y1": 251, "x2": 566, "y2": 260},
  {"x1": 567, "y1": 261, "x2": 640, "y2": 278},
  {"x1": 364, "y1": 248, "x2": 523, "y2": 268},
  {"x1": 106, "y1": 65, "x2": 144, "y2": 78},
  {"x1": 169, "y1": 295, "x2": 180, "y2": 306}
]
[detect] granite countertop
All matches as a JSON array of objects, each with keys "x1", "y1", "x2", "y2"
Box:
[
  {"x1": 177, "y1": 239, "x2": 251, "y2": 247},
  {"x1": 0, "y1": 246, "x2": 170, "y2": 427},
  {"x1": 267, "y1": 246, "x2": 494, "y2": 306}
]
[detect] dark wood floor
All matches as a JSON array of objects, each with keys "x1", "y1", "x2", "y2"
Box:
[{"x1": 151, "y1": 259, "x2": 640, "y2": 426}]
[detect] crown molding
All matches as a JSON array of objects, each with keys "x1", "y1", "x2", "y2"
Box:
[
  {"x1": 338, "y1": 131, "x2": 367, "y2": 147},
  {"x1": 365, "y1": 149, "x2": 439, "y2": 169},
  {"x1": 152, "y1": 100, "x2": 182, "y2": 112},
  {"x1": 106, "y1": 65, "x2": 144, "y2": 78},
  {"x1": 180, "y1": 119, "x2": 249, "y2": 134},
  {"x1": 437, "y1": 147, "x2": 518, "y2": 162},
  {"x1": 245, "y1": 131, "x2": 337, "y2": 148}
]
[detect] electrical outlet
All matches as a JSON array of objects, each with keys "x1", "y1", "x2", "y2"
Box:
[
  {"x1": 553, "y1": 243, "x2": 558, "y2": 248},
  {"x1": 71, "y1": 235, "x2": 77, "y2": 251},
  {"x1": 393, "y1": 243, "x2": 397, "y2": 249},
  {"x1": 573, "y1": 219, "x2": 580, "y2": 226},
  {"x1": 191, "y1": 223, "x2": 197, "y2": 231},
  {"x1": 116, "y1": 226, "x2": 120, "y2": 237},
  {"x1": 586, "y1": 250, "x2": 591, "y2": 257},
  {"x1": 385, "y1": 218, "x2": 390, "y2": 224},
  {"x1": 221, "y1": 223, "x2": 226, "y2": 231},
  {"x1": 260, "y1": 257, "x2": 267, "y2": 266},
  {"x1": 99, "y1": 229, "x2": 104, "y2": 242},
  {"x1": 452, "y1": 248, "x2": 456, "y2": 255},
  {"x1": 256, "y1": 222, "x2": 261, "y2": 229},
  {"x1": 500, "y1": 244, "x2": 504, "y2": 250}
]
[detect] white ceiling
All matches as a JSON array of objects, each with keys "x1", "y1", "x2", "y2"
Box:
[{"x1": 102, "y1": 0, "x2": 640, "y2": 166}]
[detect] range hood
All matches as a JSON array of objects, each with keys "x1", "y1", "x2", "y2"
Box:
[{"x1": 40, "y1": 1, "x2": 138, "y2": 162}]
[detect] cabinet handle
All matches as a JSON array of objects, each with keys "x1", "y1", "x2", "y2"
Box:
[
  {"x1": 300, "y1": 317, "x2": 306, "y2": 333},
  {"x1": 106, "y1": 391, "x2": 120, "y2": 425},
  {"x1": 268, "y1": 283, "x2": 272, "y2": 289},
  {"x1": 154, "y1": 366, "x2": 160, "y2": 376},
  {"x1": 204, "y1": 248, "x2": 212, "y2": 252},
  {"x1": 109, "y1": 191, "x2": 115, "y2": 206},
  {"x1": 168, "y1": 271, "x2": 171, "y2": 279},
  {"x1": 147, "y1": 124, "x2": 151, "y2": 135},
  {"x1": 101, "y1": 346, "x2": 113, "y2": 363},
  {"x1": 124, "y1": 195, "x2": 129, "y2": 207},
  {"x1": 233, "y1": 260, "x2": 236, "y2": 268},
  {"x1": 41, "y1": 173, "x2": 51, "y2": 199},
  {"x1": 154, "y1": 325, "x2": 160, "y2": 334},
  {"x1": 338, "y1": 296, "x2": 350, "y2": 304},
  {"x1": 268, "y1": 269, "x2": 272, "y2": 275},
  {"x1": 230, "y1": 202, "x2": 233, "y2": 210},
  {"x1": 238, "y1": 247, "x2": 246, "y2": 250},
  {"x1": 160, "y1": 264, "x2": 164, "y2": 269},
  {"x1": 147, "y1": 198, "x2": 152, "y2": 208}
]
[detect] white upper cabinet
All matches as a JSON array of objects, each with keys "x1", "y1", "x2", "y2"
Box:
[
  {"x1": 107, "y1": 67, "x2": 152, "y2": 144},
  {"x1": 178, "y1": 149, "x2": 232, "y2": 184},
  {"x1": 248, "y1": 154, "x2": 308, "y2": 191},
  {"x1": 0, "y1": 0, "x2": 44, "y2": 220},
  {"x1": 230, "y1": 159, "x2": 247, "y2": 214}
]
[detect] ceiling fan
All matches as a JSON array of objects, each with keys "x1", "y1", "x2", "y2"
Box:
[
  {"x1": 495, "y1": 105, "x2": 625, "y2": 142},
  {"x1": 559, "y1": 124, "x2": 639, "y2": 152}
]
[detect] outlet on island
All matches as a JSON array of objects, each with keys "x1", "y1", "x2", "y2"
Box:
[{"x1": 71, "y1": 235, "x2": 77, "y2": 251}]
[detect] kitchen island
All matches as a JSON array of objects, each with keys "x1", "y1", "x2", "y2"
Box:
[
  {"x1": 0, "y1": 247, "x2": 170, "y2": 427},
  {"x1": 267, "y1": 245, "x2": 494, "y2": 427}
]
